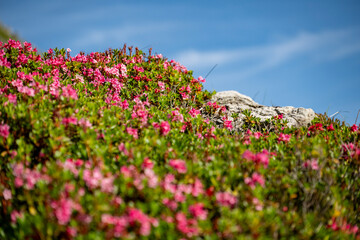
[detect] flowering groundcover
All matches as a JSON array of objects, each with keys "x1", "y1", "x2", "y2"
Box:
[{"x1": 0, "y1": 39, "x2": 359, "y2": 239}]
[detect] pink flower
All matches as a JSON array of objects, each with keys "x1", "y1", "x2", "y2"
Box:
[
  {"x1": 3, "y1": 188, "x2": 12, "y2": 200},
  {"x1": 252, "y1": 172, "x2": 265, "y2": 187},
  {"x1": 0, "y1": 123, "x2": 10, "y2": 138},
  {"x1": 133, "y1": 65, "x2": 144, "y2": 72},
  {"x1": 11, "y1": 210, "x2": 24, "y2": 223},
  {"x1": 189, "y1": 108, "x2": 200, "y2": 118},
  {"x1": 196, "y1": 133, "x2": 204, "y2": 139},
  {"x1": 278, "y1": 133, "x2": 291, "y2": 143},
  {"x1": 66, "y1": 227, "x2": 77, "y2": 237},
  {"x1": 144, "y1": 169, "x2": 158, "y2": 188},
  {"x1": 198, "y1": 76, "x2": 206, "y2": 83},
  {"x1": 350, "y1": 124, "x2": 358, "y2": 132},
  {"x1": 175, "y1": 212, "x2": 199, "y2": 237},
  {"x1": 113, "y1": 216, "x2": 128, "y2": 237},
  {"x1": 274, "y1": 114, "x2": 283, "y2": 120},
  {"x1": 127, "y1": 208, "x2": 157, "y2": 236},
  {"x1": 245, "y1": 172, "x2": 265, "y2": 189},
  {"x1": 170, "y1": 110, "x2": 184, "y2": 123},
  {"x1": 174, "y1": 191, "x2": 186, "y2": 203},
  {"x1": 117, "y1": 63, "x2": 128, "y2": 78},
  {"x1": 118, "y1": 143, "x2": 129, "y2": 156},
  {"x1": 127, "y1": 127, "x2": 138, "y2": 139},
  {"x1": 254, "y1": 132, "x2": 263, "y2": 139},
  {"x1": 327, "y1": 124, "x2": 335, "y2": 131},
  {"x1": 180, "y1": 92, "x2": 189, "y2": 100},
  {"x1": 242, "y1": 149, "x2": 270, "y2": 168},
  {"x1": 303, "y1": 159, "x2": 319, "y2": 170},
  {"x1": 308, "y1": 123, "x2": 324, "y2": 132},
  {"x1": 61, "y1": 117, "x2": 78, "y2": 126},
  {"x1": 14, "y1": 177, "x2": 23, "y2": 187},
  {"x1": 66, "y1": 48, "x2": 71, "y2": 52},
  {"x1": 142, "y1": 157, "x2": 154, "y2": 169},
  {"x1": 252, "y1": 197, "x2": 263, "y2": 211},
  {"x1": 158, "y1": 81, "x2": 165, "y2": 91},
  {"x1": 101, "y1": 176, "x2": 115, "y2": 193},
  {"x1": 223, "y1": 120, "x2": 233, "y2": 130},
  {"x1": 191, "y1": 178, "x2": 204, "y2": 197},
  {"x1": 242, "y1": 150, "x2": 255, "y2": 161},
  {"x1": 215, "y1": 191, "x2": 237, "y2": 207},
  {"x1": 160, "y1": 121, "x2": 171, "y2": 135},
  {"x1": 62, "y1": 85, "x2": 78, "y2": 100},
  {"x1": 169, "y1": 159, "x2": 187, "y2": 174},
  {"x1": 163, "y1": 198, "x2": 178, "y2": 211},
  {"x1": 120, "y1": 166, "x2": 132, "y2": 178},
  {"x1": 51, "y1": 196, "x2": 74, "y2": 225},
  {"x1": 162, "y1": 174, "x2": 176, "y2": 193},
  {"x1": 189, "y1": 203, "x2": 208, "y2": 220},
  {"x1": 7, "y1": 94, "x2": 17, "y2": 104},
  {"x1": 78, "y1": 118, "x2": 92, "y2": 129},
  {"x1": 62, "y1": 158, "x2": 80, "y2": 176},
  {"x1": 18, "y1": 86, "x2": 35, "y2": 97},
  {"x1": 104, "y1": 66, "x2": 120, "y2": 77}
]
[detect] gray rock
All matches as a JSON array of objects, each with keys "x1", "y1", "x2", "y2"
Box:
[{"x1": 204, "y1": 90, "x2": 315, "y2": 131}]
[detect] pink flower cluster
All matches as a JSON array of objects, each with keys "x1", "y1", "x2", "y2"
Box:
[
  {"x1": 197, "y1": 76, "x2": 206, "y2": 83},
  {"x1": 327, "y1": 124, "x2": 335, "y2": 131},
  {"x1": 327, "y1": 218, "x2": 359, "y2": 236},
  {"x1": 126, "y1": 127, "x2": 138, "y2": 139},
  {"x1": 175, "y1": 212, "x2": 199, "y2": 237},
  {"x1": 168, "y1": 159, "x2": 187, "y2": 174},
  {"x1": 188, "y1": 203, "x2": 208, "y2": 220},
  {"x1": 121, "y1": 165, "x2": 159, "y2": 190},
  {"x1": 341, "y1": 143, "x2": 360, "y2": 160},
  {"x1": 350, "y1": 124, "x2": 358, "y2": 132},
  {"x1": 133, "y1": 65, "x2": 144, "y2": 72},
  {"x1": 57, "y1": 158, "x2": 84, "y2": 176},
  {"x1": 242, "y1": 149, "x2": 272, "y2": 168},
  {"x1": 131, "y1": 98, "x2": 149, "y2": 125},
  {"x1": 273, "y1": 114, "x2": 283, "y2": 120},
  {"x1": 61, "y1": 116, "x2": 92, "y2": 129},
  {"x1": 302, "y1": 159, "x2": 319, "y2": 170},
  {"x1": 278, "y1": 133, "x2": 291, "y2": 143},
  {"x1": 308, "y1": 123, "x2": 324, "y2": 132},
  {"x1": 2, "y1": 188, "x2": 12, "y2": 200},
  {"x1": 222, "y1": 116, "x2": 233, "y2": 130},
  {"x1": 169, "y1": 110, "x2": 184, "y2": 123},
  {"x1": 153, "y1": 121, "x2": 171, "y2": 136},
  {"x1": 101, "y1": 208, "x2": 158, "y2": 237},
  {"x1": 244, "y1": 172, "x2": 265, "y2": 189},
  {"x1": 207, "y1": 101, "x2": 226, "y2": 113},
  {"x1": 83, "y1": 166, "x2": 115, "y2": 193},
  {"x1": 12, "y1": 163, "x2": 51, "y2": 189},
  {"x1": 142, "y1": 157, "x2": 154, "y2": 169},
  {"x1": 51, "y1": 195, "x2": 78, "y2": 225},
  {"x1": 61, "y1": 85, "x2": 78, "y2": 100},
  {"x1": 162, "y1": 174, "x2": 204, "y2": 203},
  {"x1": 0, "y1": 123, "x2": 10, "y2": 139},
  {"x1": 11, "y1": 210, "x2": 24, "y2": 224},
  {"x1": 215, "y1": 191, "x2": 238, "y2": 208},
  {"x1": 189, "y1": 108, "x2": 200, "y2": 118}
]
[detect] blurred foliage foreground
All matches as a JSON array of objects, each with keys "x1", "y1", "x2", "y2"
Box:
[{"x1": 0, "y1": 39, "x2": 360, "y2": 239}]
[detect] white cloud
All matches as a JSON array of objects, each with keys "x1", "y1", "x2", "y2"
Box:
[
  {"x1": 175, "y1": 28, "x2": 360, "y2": 78},
  {"x1": 71, "y1": 22, "x2": 174, "y2": 49}
]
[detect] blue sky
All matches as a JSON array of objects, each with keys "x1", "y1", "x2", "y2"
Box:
[{"x1": 1, "y1": 0, "x2": 360, "y2": 124}]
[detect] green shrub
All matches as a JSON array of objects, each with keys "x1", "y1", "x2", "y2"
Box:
[{"x1": 0, "y1": 39, "x2": 359, "y2": 239}]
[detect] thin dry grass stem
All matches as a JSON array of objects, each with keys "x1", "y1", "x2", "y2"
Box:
[{"x1": 355, "y1": 109, "x2": 360, "y2": 125}]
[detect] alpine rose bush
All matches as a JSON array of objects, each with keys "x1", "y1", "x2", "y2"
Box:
[{"x1": 0, "y1": 39, "x2": 359, "y2": 239}]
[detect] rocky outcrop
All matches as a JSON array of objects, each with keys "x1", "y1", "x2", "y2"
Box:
[{"x1": 204, "y1": 90, "x2": 315, "y2": 131}]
